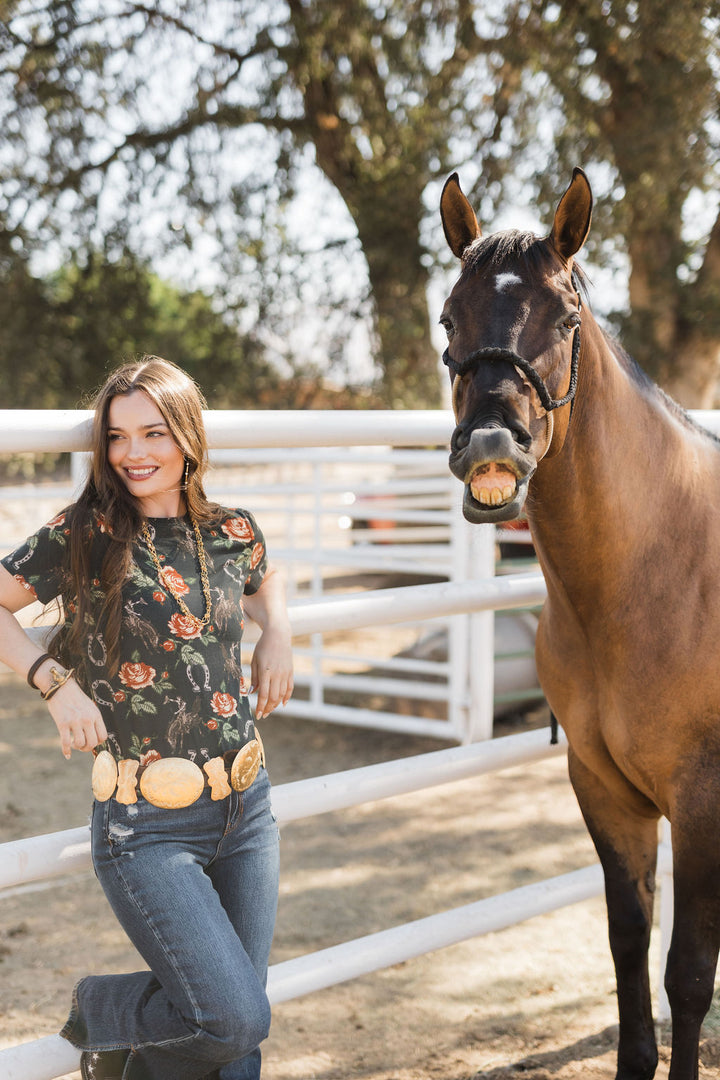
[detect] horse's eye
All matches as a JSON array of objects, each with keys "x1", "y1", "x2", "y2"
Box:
[
  {"x1": 439, "y1": 316, "x2": 455, "y2": 340},
  {"x1": 561, "y1": 312, "x2": 581, "y2": 334}
]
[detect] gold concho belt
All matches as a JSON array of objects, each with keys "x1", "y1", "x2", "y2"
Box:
[{"x1": 92, "y1": 732, "x2": 265, "y2": 809}]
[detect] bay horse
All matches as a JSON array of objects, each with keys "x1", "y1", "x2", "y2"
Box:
[{"x1": 440, "y1": 167, "x2": 720, "y2": 1080}]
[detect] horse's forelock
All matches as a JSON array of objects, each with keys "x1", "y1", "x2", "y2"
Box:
[
  {"x1": 462, "y1": 231, "x2": 591, "y2": 304},
  {"x1": 462, "y1": 230, "x2": 543, "y2": 274}
]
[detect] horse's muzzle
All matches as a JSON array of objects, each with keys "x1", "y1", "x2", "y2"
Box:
[{"x1": 449, "y1": 427, "x2": 536, "y2": 523}]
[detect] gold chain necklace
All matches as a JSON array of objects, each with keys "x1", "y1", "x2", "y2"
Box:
[{"x1": 141, "y1": 514, "x2": 213, "y2": 630}]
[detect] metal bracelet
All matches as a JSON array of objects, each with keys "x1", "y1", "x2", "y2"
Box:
[{"x1": 41, "y1": 667, "x2": 75, "y2": 701}]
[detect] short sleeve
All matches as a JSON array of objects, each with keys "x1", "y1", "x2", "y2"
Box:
[
  {"x1": 216, "y1": 509, "x2": 268, "y2": 596},
  {"x1": 243, "y1": 512, "x2": 268, "y2": 595},
  {"x1": 0, "y1": 509, "x2": 71, "y2": 605}
]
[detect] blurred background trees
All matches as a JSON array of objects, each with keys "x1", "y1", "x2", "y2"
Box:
[{"x1": 1, "y1": 1, "x2": 719, "y2": 409}]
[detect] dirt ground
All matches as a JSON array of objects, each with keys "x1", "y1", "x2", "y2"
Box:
[{"x1": 3, "y1": 676, "x2": 720, "y2": 1079}]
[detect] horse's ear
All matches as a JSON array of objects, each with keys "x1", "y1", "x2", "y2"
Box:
[
  {"x1": 549, "y1": 167, "x2": 593, "y2": 262},
  {"x1": 441, "y1": 173, "x2": 481, "y2": 259}
]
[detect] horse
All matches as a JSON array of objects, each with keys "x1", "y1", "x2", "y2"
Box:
[{"x1": 439, "y1": 167, "x2": 720, "y2": 1080}]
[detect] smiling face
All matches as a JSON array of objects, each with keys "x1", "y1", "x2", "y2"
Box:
[{"x1": 107, "y1": 390, "x2": 186, "y2": 518}]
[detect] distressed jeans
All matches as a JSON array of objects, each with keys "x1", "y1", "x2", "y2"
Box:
[{"x1": 60, "y1": 768, "x2": 280, "y2": 1080}]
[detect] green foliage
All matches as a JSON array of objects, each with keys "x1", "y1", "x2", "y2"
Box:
[{"x1": 0, "y1": 244, "x2": 278, "y2": 408}]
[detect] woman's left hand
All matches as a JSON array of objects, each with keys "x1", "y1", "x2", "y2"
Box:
[{"x1": 251, "y1": 624, "x2": 294, "y2": 720}]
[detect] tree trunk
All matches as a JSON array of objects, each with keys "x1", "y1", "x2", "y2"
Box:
[
  {"x1": 286, "y1": 0, "x2": 442, "y2": 408},
  {"x1": 309, "y1": 140, "x2": 441, "y2": 407},
  {"x1": 358, "y1": 201, "x2": 441, "y2": 409},
  {"x1": 658, "y1": 337, "x2": 720, "y2": 410},
  {"x1": 628, "y1": 207, "x2": 720, "y2": 409}
]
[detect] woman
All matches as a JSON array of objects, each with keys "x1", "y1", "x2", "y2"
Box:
[{"x1": 0, "y1": 357, "x2": 293, "y2": 1080}]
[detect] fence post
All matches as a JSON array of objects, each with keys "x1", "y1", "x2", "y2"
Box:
[
  {"x1": 466, "y1": 519, "x2": 496, "y2": 742},
  {"x1": 310, "y1": 461, "x2": 324, "y2": 715},
  {"x1": 70, "y1": 451, "x2": 90, "y2": 496},
  {"x1": 448, "y1": 484, "x2": 471, "y2": 740},
  {"x1": 449, "y1": 486, "x2": 495, "y2": 743},
  {"x1": 656, "y1": 818, "x2": 673, "y2": 1022}
]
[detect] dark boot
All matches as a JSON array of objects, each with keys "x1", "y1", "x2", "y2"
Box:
[{"x1": 80, "y1": 1049, "x2": 129, "y2": 1080}]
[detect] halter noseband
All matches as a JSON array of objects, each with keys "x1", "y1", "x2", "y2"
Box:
[{"x1": 442, "y1": 271, "x2": 583, "y2": 417}]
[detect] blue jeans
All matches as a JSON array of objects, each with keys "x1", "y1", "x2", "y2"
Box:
[{"x1": 60, "y1": 768, "x2": 280, "y2": 1080}]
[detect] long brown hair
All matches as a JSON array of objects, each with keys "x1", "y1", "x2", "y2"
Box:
[{"x1": 54, "y1": 356, "x2": 221, "y2": 676}]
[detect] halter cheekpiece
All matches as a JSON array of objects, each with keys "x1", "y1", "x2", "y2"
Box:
[{"x1": 442, "y1": 270, "x2": 583, "y2": 415}]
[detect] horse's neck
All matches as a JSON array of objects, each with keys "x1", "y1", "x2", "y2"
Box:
[{"x1": 527, "y1": 323, "x2": 712, "y2": 604}]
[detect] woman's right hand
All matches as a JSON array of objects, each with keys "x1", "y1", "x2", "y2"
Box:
[
  {"x1": 45, "y1": 678, "x2": 108, "y2": 760},
  {"x1": 0, "y1": 573, "x2": 108, "y2": 759}
]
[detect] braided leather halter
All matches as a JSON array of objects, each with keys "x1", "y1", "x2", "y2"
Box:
[{"x1": 442, "y1": 270, "x2": 583, "y2": 418}]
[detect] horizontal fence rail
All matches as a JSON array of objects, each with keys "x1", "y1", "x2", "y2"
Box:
[
  {"x1": 2, "y1": 408, "x2": 719, "y2": 453},
  {"x1": 284, "y1": 572, "x2": 546, "y2": 636},
  {"x1": 0, "y1": 409, "x2": 454, "y2": 452},
  {"x1": 0, "y1": 726, "x2": 562, "y2": 895}
]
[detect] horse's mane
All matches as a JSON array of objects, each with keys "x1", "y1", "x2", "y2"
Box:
[
  {"x1": 463, "y1": 229, "x2": 720, "y2": 448},
  {"x1": 604, "y1": 333, "x2": 720, "y2": 448}
]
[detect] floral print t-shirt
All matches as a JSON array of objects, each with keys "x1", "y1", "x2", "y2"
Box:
[{"x1": 1, "y1": 507, "x2": 267, "y2": 765}]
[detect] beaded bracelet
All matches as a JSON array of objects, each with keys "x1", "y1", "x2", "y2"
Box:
[
  {"x1": 41, "y1": 667, "x2": 76, "y2": 701},
  {"x1": 27, "y1": 652, "x2": 53, "y2": 689}
]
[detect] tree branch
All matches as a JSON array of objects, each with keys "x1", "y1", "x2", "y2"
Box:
[
  {"x1": 52, "y1": 101, "x2": 278, "y2": 192},
  {"x1": 125, "y1": 3, "x2": 278, "y2": 69}
]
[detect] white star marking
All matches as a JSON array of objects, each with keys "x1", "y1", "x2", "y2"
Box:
[{"x1": 495, "y1": 272, "x2": 523, "y2": 292}]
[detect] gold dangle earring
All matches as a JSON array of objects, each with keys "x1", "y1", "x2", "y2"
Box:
[{"x1": 183, "y1": 458, "x2": 190, "y2": 490}]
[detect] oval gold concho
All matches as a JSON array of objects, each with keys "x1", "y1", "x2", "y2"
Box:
[
  {"x1": 139, "y1": 758, "x2": 205, "y2": 809},
  {"x1": 91, "y1": 750, "x2": 119, "y2": 802},
  {"x1": 230, "y1": 732, "x2": 264, "y2": 793}
]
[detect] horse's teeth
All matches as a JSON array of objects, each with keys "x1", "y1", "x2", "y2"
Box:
[{"x1": 477, "y1": 483, "x2": 517, "y2": 507}]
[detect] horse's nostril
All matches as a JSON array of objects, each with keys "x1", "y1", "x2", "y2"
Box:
[
  {"x1": 512, "y1": 426, "x2": 532, "y2": 451},
  {"x1": 451, "y1": 427, "x2": 469, "y2": 453}
]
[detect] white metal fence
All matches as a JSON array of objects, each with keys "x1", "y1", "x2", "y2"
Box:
[
  {"x1": 0, "y1": 406, "x2": 703, "y2": 1079},
  {"x1": 0, "y1": 410, "x2": 545, "y2": 744}
]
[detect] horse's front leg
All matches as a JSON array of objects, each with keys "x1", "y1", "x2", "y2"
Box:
[
  {"x1": 568, "y1": 748, "x2": 660, "y2": 1080},
  {"x1": 665, "y1": 777, "x2": 720, "y2": 1080}
]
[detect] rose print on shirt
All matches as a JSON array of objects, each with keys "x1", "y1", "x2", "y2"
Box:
[
  {"x1": 159, "y1": 566, "x2": 189, "y2": 596},
  {"x1": 168, "y1": 612, "x2": 203, "y2": 639},
  {"x1": 221, "y1": 517, "x2": 254, "y2": 543},
  {"x1": 249, "y1": 543, "x2": 264, "y2": 570},
  {"x1": 211, "y1": 692, "x2": 238, "y2": 718},
  {"x1": 119, "y1": 662, "x2": 157, "y2": 690}
]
